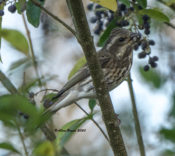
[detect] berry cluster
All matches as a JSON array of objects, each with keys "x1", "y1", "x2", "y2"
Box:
[
  {"x1": 87, "y1": 2, "x2": 159, "y2": 72},
  {"x1": 0, "y1": 0, "x2": 17, "y2": 16},
  {"x1": 136, "y1": 39, "x2": 158, "y2": 71}
]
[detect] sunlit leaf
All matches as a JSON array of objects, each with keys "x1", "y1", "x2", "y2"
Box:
[
  {"x1": 90, "y1": 0, "x2": 117, "y2": 11},
  {"x1": 0, "y1": 142, "x2": 21, "y2": 154},
  {"x1": 139, "y1": 67, "x2": 166, "y2": 89},
  {"x1": 32, "y1": 141, "x2": 55, "y2": 156},
  {"x1": 88, "y1": 99, "x2": 96, "y2": 112},
  {"x1": 56, "y1": 117, "x2": 88, "y2": 148},
  {"x1": 26, "y1": 0, "x2": 45, "y2": 27},
  {"x1": 68, "y1": 56, "x2": 86, "y2": 80},
  {"x1": 0, "y1": 29, "x2": 29, "y2": 55},
  {"x1": 139, "y1": 9, "x2": 170, "y2": 22}
]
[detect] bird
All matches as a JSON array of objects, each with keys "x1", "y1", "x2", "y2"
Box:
[{"x1": 44, "y1": 28, "x2": 141, "y2": 114}]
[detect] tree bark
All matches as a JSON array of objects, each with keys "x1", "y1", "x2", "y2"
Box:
[{"x1": 66, "y1": 0, "x2": 127, "y2": 155}]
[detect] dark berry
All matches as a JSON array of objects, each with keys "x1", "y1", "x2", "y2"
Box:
[
  {"x1": 129, "y1": 7, "x2": 134, "y2": 11},
  {"x1": 148, "y1": 57, "x2": 154, "y2": 64},
  {"x1": 23, "y1": 114, "x2": 29, "y2": 119},
  {"x1": 138, "y1": 51, "x2": 147, "y2": 58},
  {"x1": 144, "y1": 29, "x2": 150, "y2": 35},
  {"x1": 138, "y1": 5, "x2": 143, "y2": 10},
  {"x1": 119, "y1": 4, "x2": 126, "y2": 11},
  {"x1": 144, "y1": 65, "x2": 150, "y2": 71},
  {"x1": 142, "y1": 15, "x2": 150, "y2": 22},
  {"x1": 29, "y1": 92, "x2": 34, "y2": 98},
  {"x1": 141, "y1": 41, "x2": 148, "y2": 50},
  {"x1": 120, "y1": 20, "x2": 129, "y2": 26},
  {"x1": 87, "y1": 3, "x2": 93, "y2": 11},
  {"x1": 8, "y1": 5, "x2": 16, "y2": 13},
  {"x1": 95, "y1": 4, "x2": 102, "y2": 9},
  {"x1": 95, "y1": 11, "x2": 102, "y2": 19},
  {"x1": 134, "y1": 44, "x2": 139, "y2": 51},
  {"x1": 149, "y1": 40, "x2": 155, "y2": 46},
  {"x1": 90, "y1": 17, "x2": 97, "y2": 23},
  {"x1": 0, "y1": 10, "x2": 4, "y2": 16},
  {"x1": 150, "y1": 62, "x2": 157, "y2": 68},
  {"x1": 152, "y1": 56, "x2": 159, "y2": 61},
  {"x1": 144, "y1": 23, "x2": 150, "y2": 29}
]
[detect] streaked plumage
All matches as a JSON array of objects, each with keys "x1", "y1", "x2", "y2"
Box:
[{"x1": 44, "y1": 28, "x2": 141, "y2": 113}]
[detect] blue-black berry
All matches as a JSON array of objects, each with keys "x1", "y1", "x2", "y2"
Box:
[
  {"x1": 149, "y1": 40, "x2": 155, "y2": 46},
  {"x1": 142, "y1": 15, "x2": 150, "y2": 22},
  {"x1": 8, "y1": 5, "x2": 16, "y2": 13},
  {"x1": 144, "y1": 29, "x2": 150, "y2": 35},
  {"x1": 150, "y1": 62, "x2": 157, "y2": 68},
  {"x1": 144, "y1": 65, "x2": 150, "y2": 71},
  {"x1": 119, "y1": 4, "x2": 126, "y2": 11},
  {"x1": 138, "y1": 51, "x2": 147, "y2": 58},
  {"x1": 152, "y1": 56, "x2": 159, "y2": 61},
  {"x1": 141, "y1": 41, "x2": 148, "y2": 50},
  {"x1": 87, "y1": 3, "x2": 93, "y2": 11},
  {"x1": 90, "y1": 17, "x2": 97, "y2": 23}
]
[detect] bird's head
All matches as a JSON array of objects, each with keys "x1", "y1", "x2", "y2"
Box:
[{"x1": 103, "y1": 28, "x2": 141, "y2": 57}]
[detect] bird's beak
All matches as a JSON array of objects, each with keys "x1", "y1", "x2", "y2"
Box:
[{"x1": 130, "y1": 32, "x2": 141, "y2": 42}]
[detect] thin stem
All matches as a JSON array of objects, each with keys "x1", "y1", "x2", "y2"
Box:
[
  {"x1": 75, "y1": 102, "x2": 109, "y2": 143},
  {"x1": 15, "y1": 121, "x2": 28, "y2": 156},
  {"x1": 22, "y1": 14, "x2": 42, "y2": 86},
  {"x1": 30, "y1": 0, "x2": 77, "y2": 39},
  {"x1": 127, "y1": 73, "x2": 145, "y2": 156}
]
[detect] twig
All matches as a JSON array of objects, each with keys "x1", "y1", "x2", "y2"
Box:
[
  {"x1": 22, "y1": 14, "x2": 42, "y2": 86},
  {"x1": 34, "y1": 89, "x2": 59, "y2": 96},
  {"x1": 75, "y1": 102, "x2": 109, "y2": 143},
  {"x1": 30, "y1": 0, "x2": 77, "y2": 40},
  {"x1": 127, "y1": 73, "x2": 145, "y2": 156},
  {"x1": 15, "y1": 121, "x2": 28, "y2": 156}
]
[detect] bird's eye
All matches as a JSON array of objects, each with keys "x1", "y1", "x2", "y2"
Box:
[{"x1": 118, "y1": 37, "x2": 126, "y2": 42}]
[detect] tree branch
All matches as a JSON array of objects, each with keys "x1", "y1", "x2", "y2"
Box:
[
  {"x1": 30, "y1": 0, "x2": 77, "y2": 39},
  {"x1": 66, "y1": 0, "x2": 127, "y2": 155},
  {"x1": 127, "y1": 73, "x2": 145, "y2": 156}
]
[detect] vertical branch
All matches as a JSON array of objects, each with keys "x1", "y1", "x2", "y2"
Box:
[
  {"x1": 22, "y1": 14, "x2": 42, "y2": 86},
  {"x1": 127, "y1": 73, "x2": 145, "y2": 156},
  {"x1": 66, "y1": 0, "x2": 127, "y2": 155}
]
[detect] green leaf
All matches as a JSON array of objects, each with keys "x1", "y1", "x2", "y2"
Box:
[
  {"x1": 88, "y1": 99, "x2": 96, "y2": 112},
  {"x1": 16, "y1": 0, "x2": 26, "y2": 14},
  {"x1": 68, "y1": 56, "x2": 86, "y2": 80},
  {"x1": 97, "y1": 19, "x2": 117, "y2": 47},
  {"x1": 0, "y1": 95, "x2": 46, "y2": 131},
  {"x1": 137, "y1": 0, "x2": 147, "y2": 8},
  {"x1": 160, "y1": 128, "x2": 175, "y2": 143},
  {"x1": 9, "y1": 57, "x2": 32, "y2": 71},
  {"x1": 26, "y1": 0, "x2": 45, "y2": 27},
  {"x1": 139, "y1": 67, "x2": 166, "y2": 89},
  {"x1": 32, "y1": 141, "x2": 55, "y2": 156},
  {"x1": 56, "y1": 117, "x2": 88, "y2": 148},
  {"x1": 169, "y1": 93, "x2": 175, "y2": 118},
  {"x1": 119, "y1": 0, "x2": 130, "y2": 7},
  {"x1": 139, "y1": 9, "x2": 170, "y2": 22},
  {"x1": 0, "y1": 142, "x2": 21, "y2": 154},
  {"x1": 0, "y1": 29, "x2": 29, "y2": 55}
]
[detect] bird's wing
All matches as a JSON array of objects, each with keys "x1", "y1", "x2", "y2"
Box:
[{"x1": 51, "y1": 65, "x2": 90, "y2": 101}]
